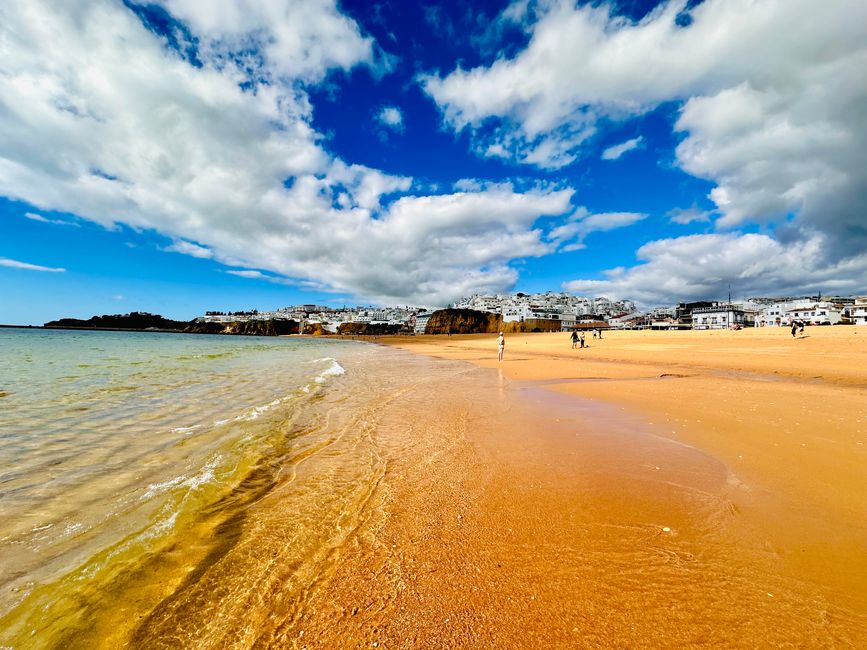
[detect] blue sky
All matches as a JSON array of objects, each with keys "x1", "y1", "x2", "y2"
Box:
[{"x1": 1, "y1": 0, "x2": 865, "y2": 324}]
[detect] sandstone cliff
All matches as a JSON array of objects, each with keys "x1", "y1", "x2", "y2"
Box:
[
  {"x1": 424, "y1": 309, "x2": 563, "y2": 334},
  {"x1": 184, "y1": 319, "x2": 299, "y2": 336},
  {"x1": 337, "y1": 322, "x2": 402, "y2": 336}
]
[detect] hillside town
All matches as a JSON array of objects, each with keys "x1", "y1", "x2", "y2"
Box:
[{"x1": 199, "y1": 292, "x2": 867, "y2": 333}]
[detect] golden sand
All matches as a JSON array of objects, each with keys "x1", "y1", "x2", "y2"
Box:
[{"x1": 279, "y1": 327, "x2": 867, "y2": 647}]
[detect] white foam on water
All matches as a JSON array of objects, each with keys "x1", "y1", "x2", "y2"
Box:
[
  {"x1": 140, "y1": 456, "x2": 220, "y2": 501},
  {"x1": 315, "y1": 359, "x2": 345, "y2": 383},
  {"x1": 232, "y1": 396, "x2": 286, "y2": 422},
  {"x1": 171, "y1": 424, "x2": 202, "y2": 435}
]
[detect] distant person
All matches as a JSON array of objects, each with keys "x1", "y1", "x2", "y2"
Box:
[
  {"x1": 592, "y1": 329, "x2": 597, "y2": 339},
  {"x1": 580, "y1": 332, "x2": 586, "y2": 348},
  {"x1": 598, "y1": 329, "x2": 603, "y2": 339},
  {"x1": 791, "y1": 322, "x2": 798, "y2": 337},
  {"x1": 799, "y1": 321, "x2": 806, "y2": 335},
  {"x1": 497, "y1": 332, "x2": 505, "y2": 361},
  {"x1": 571, "y1": 331, "x2": 578, "y2": 349}
]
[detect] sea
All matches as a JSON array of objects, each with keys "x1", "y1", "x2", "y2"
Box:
[{"x1": 0, "y1": 327, "x2": 408, "y2": 647}]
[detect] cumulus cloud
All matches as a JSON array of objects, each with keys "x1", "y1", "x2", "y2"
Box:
[
  {"x1": 425, "y1": 0, "x2": 867, "y2": 265},
  {"x1": 0, "y1": 257, "x2": 65, "y2": 272},
  {"x1": 0, "y1": 1, "x2": 576, "y2": 306},
  {"x1": 146, "y1": 0, "x2": 384, "y2": 83},
  {"x1": 377, "y1": 106, "x2": 404, "y2": 131},
  {"x1": 601, "y1": 136, "x2": 643, "y2": 161},
  {"x1": 563, "y1": 233, "x2": 867, "y2": 306},
  {"x1": 548, "y1": 207, "x2": 647, "y2": 252},
  {"x1": 424, "y1": 0, "x2": 867, "y2": 301}
]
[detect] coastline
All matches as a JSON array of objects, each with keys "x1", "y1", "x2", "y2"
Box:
[{"x1": 3, "y1": 329, "x2": 865, "y2": 646}]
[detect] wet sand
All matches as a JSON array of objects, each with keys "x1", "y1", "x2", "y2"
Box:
[{"x1": 277, "y1": 329, "x2": 867, "y2": 648}]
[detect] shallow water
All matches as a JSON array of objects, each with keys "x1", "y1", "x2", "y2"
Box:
[{"x1": 0, "y1": 329, "x2": 372, "y2": 646}]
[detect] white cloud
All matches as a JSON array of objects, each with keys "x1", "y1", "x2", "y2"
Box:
[
  {"x1": 0, "y1": 257, "x2": 65, "y2": 272},
  {"x1": 377, "y1": 106, "x2": 404, "y2": 131},
  {"x1": 601, "y1": 136, "x2": 643, "y2": 161},
  {"x1": 163, "y1": 240, "x2": 214, "y2": 259},
  {"x1": 548, "y1": 207, "x2": 647, "y2": 251},
  {"x1": 666, "y1": 205, "x2": 713, "y2": 225},
  {"x1": 24, "y1": 212, "x2": 79, "y2": 226},
  {"x1": 226, "y1": 270, "x2": 266, "y2": 279},
  {"x1": 563, "y1": 233, "x2": 867, "y2": 306},
  {"x1": 0, "y1": 1, "x2": 577, "y2": 306},
  {"x1": 225, "y1": 269, "x2": 295, "y2": 286},
  {"x1": 147, "y1": 0, "x2": 383, "y2": 83},
  {"x1": 424, "y1": 0, "x2": 867, "y2": 263}
]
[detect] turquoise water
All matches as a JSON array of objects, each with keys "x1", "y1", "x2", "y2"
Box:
[{"x1": 0, "y1": 328, "x2": 371, "y2": 645}]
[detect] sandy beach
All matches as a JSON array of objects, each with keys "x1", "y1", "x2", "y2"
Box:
[{"x1": 282, "y1": 327, "x2": 867, "y2": 648}]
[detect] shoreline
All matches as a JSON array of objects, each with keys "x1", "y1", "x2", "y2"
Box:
[
  {"x1": 379, "y1": 330, "x2": 867, "y2": 612},
  {"x1": 3, "y1": 330, "x2": 865, "y2": 646}
]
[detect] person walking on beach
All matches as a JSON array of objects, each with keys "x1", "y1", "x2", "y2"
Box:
[
  {"x1": 598, "y1": 328, "x2": 603, "y2": 339},
  {"x1": 791, "y1": 321, "x2": 798, "y2": 337},
  {"x1": 571, "y1": 330, "x2": 578, "y2": 349},
  {"x1": 580, "y1": 332, "x2": 586, "y2": 348},
  {"x1": 497, "y1": 332, "x2": 505, "y2": 361},
  {"x1": 799, "y1": 320, "x2": 806, "y2": 335}
]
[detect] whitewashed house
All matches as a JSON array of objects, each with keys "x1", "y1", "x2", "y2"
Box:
[
  {"x1": 757, "y1": 303, "x2": 789, "y2": 327},
  {"x1": 852, "y1": 298, "x2": 867, "y2": 326},
  {"x1": 786, "y1": 301, "x2": 842, "y2": 325},
  {"x1": 691, "y1": 303, "x2": 757, "y2": 329},
  {"x1": 414, "y1": 312, "x2": 434, "y2": 334}
]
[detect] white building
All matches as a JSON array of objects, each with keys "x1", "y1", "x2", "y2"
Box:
[
  {"x1": 414, "y1": 312, "x2": 434, "y2": 334},
  {"x1": 852, "y1": 298, "x2": 867, "y2": 326},
  {"x1": 756, "y1": 299, "x2": 814, "y2": 327},
  {"x1": 786, "y1": 301, "x2": 843, "y2": 325},
  {"x1": 692, "y1": 303, "x2": 757, "y2": 330}
]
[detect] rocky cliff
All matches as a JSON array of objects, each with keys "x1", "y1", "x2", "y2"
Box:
[
  {"x1": 184, "y1": 320, "x2": 299, "y2": 336},
  {"x1": 424, "y1": 309, "x2": 563, "y2": 334},
  {"x1": 424, "y1": 309, "x2": 501, "y2": 334},
  {"x1": 337, "y1": 322, "x2": 402, "y2": 336}
]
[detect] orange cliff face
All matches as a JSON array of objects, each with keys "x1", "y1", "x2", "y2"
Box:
[{"x1": 423, "y1": 308, "x2": 563, "y2": 334}]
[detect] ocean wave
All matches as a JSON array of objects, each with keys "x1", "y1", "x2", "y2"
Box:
[
  {"x1": 171, "y1": 424, "x2": 202, "y2": 435},
  {"x1": 140, "y1": 456, "x2": 220, "y2": 501},
  {"x1": 314, "y1": 359, "x2": 346, "y2": 383}
]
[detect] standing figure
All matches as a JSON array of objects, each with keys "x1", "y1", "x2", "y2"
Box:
[
  {"x1": 791, "y1": 321, "x2": 798, "y2": 337},
  {"x1": 799, "y1": 321, "x2": 806, "y2": 335},
  {"x1": 497, "y1": 332, "x2": 505, "y2": 361},
  {"x1": 580, "y1": 332, "x2": 586, "y2": 348},
  {"x1": 571, "y1": 331, "x2": 579, "y2": 349}
]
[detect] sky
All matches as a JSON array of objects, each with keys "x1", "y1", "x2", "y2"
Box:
[{"x1": 1, "y1": 0, "x2": 866, "y2": 324}]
